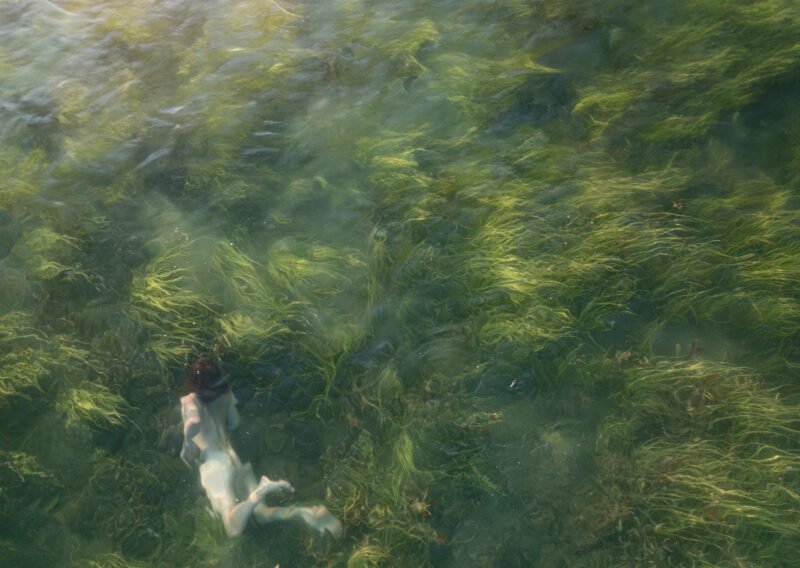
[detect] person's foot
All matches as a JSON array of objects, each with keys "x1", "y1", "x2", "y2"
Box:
[
  {"x1": 249, "y1": 476, "x2": 294, "y2": 502},
  {"x1": 301, "y1": 505, "x2": 342, "y2": 537}
]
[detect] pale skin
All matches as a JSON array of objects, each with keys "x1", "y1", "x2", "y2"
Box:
[{"x1": 180, "y1": 391, "x2": 342, "y2": 538}]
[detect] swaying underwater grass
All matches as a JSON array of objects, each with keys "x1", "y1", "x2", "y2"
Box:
[
  {"x1": 1, "y1": 0, "x2": 800, "y2": 565},
  {"x1": 595, "y1": 359, "x2": 800, "y2": 565}
]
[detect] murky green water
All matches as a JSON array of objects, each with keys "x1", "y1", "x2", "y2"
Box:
[{"x1": 2, "y1": 0, "x2": 800, "y2": 566}]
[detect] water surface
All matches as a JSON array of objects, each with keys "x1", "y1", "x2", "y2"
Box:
[{"x1": 2, "y1": 1, "x2": 800, "y2": 566}]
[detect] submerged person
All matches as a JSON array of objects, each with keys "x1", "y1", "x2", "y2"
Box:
[{"x1": 180, "y1": 356, "x2": 342, "y2": 538}]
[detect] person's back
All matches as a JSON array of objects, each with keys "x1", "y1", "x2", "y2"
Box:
[{"x1": 180, "y1": 390, "x2": 238, "y2": 459}]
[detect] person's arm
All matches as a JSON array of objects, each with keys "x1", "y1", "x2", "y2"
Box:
[
  {"x1": 181, "y1": 395, "x2": 202, "y2": 467},
  {"x1": 226, "y1": 393, "x2": 240, "y2": 431}
]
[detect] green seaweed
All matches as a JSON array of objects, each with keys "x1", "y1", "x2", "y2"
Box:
[
  {"x1": 1, "y1": 0, "x2": 800, "y2": 565},
  {"x1": 595, "y1": 359, "x2": 800, "y2": 564}
]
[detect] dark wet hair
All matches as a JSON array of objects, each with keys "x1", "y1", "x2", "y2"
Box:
[{"x1": 186, "y1": 357, "x2": 230, "y2": 401}]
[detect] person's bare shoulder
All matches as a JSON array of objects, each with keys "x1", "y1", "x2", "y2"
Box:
[
  {"x1": 181, "y1": 393, "x2": 202, "y2": 425},
  {"x1": 180, "y1": 393, "x2": 199, "y2": 406}
]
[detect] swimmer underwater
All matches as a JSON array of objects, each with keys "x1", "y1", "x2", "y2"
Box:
[{"x1": 180, "y1": 356, "x2": 342, "y2": 537}]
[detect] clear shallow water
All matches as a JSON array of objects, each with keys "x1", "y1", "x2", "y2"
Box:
[{"x1": 1, "y1": 1, "x2": 800, "y2": 566}]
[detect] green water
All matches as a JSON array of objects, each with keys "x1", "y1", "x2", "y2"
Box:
[{"x1": 1, "y1": 0, "x2": 800, "y2": 566}]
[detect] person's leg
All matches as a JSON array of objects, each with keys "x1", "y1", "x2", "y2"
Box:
[
  {"x1": 201, "y1": 452, "x2": 293, "y2": 536},
  {"x1": 233, "y1": 459, "x2": 341, "y2": 537},
  {"x1": 254, "y1": 503, "x2": 342, "y2": 537},
  {"x1": 200, "y1": 452, "x2": 241, "y2": 535},
  {"x1": 224, "y1": 476, "x2": 293, "y2": 536}
]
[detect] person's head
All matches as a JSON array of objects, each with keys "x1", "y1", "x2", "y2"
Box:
[{"x1": 186, "y1": 356, "x2": 229, "y2": 401}]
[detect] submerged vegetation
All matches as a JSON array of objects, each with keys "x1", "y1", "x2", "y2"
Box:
[{"x1": 1, "y1": 0, "x2": 799, "y2": 565}]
